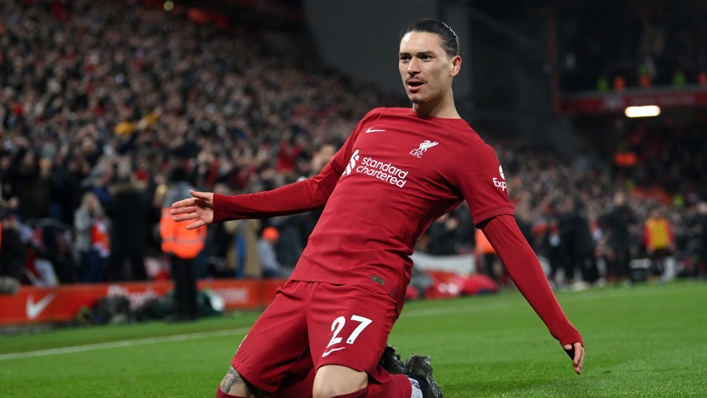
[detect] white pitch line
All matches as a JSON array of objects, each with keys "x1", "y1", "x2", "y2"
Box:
[
  {"x1": 0, "y1": 286, "x2": 680, "y2": 361},
  {"x1": 0, "y1": 327, "x2": 250, "y2": 361}
]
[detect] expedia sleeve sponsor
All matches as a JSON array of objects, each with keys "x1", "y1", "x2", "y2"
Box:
[{"x1": 455, "y1": 145, "x2": 514, "y2": 226}]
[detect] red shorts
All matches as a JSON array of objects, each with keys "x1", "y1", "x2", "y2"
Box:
[{"x1": 231, "y1": 280, "x2": 399, "y2": 392}]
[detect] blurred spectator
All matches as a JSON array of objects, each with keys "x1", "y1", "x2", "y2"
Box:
[
  {"x1": 18, "y1": 153, "x2": 53, "y2": 220},
  {"x1": 207, "y1": 184, "x2": 262, "y2": 279},
  {"x1": 695, "y1": 202, "x2": 707, "y2": 277},
  {"x1": 515, "y1": 201, "x2": 535, "y2": 249},
  {"x1": 0, "y1": 206, "x2": 25, "y2": 287},
  {"x1": 603, "y1": 192, "x2": 637, "y2": 284},
  {"x1": 425, "y1": 213, "x2": 465, "y2": 255},
  {"x1": 231, "y1": 219, "x2": 263, "y2": 279},
  {"x1": 73, "y1": 192, "x2": 110, "y2": 283},
  {"x1": 105, "y1": 173, "x2": 151, "y2": 282},
  {"x1": 475, "y1": 228, "x2": 503, "y2": 284},
  {"x1": 258, "y1": 226, "x2": 291, "y2": 278},
  {"x1": 160, "y1": 167, "x2": 206, "y2": 321},
  {"x1": 562, "y1": 197, "x2": 600, "y2": 289},
  {"x1": 536, "y1": 213, "x2": 564, "y2": 286},
  {"x1": 271, "y1": 215, "x2": 304, "y2": 268},
  {"x1": 643, "y1": 208, "x2": 675, "y2": 279}
]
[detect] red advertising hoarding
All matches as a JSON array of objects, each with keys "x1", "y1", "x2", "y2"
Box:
[
  {"x1": 558, "y1": 87, "x2": 707, "y2": 115},
  {"x1": 0, "y1": 279, "x2": 285, "y2": 325}
]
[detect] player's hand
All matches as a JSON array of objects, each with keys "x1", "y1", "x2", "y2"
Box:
[
  {"x1": 170, "y1": 190, "x2": 214, "y2": 230},
  {"x1": 563, "y1": 342, "x2": 584, "y2": 375}
]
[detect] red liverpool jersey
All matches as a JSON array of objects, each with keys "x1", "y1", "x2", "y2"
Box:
[{"x1": 216, "y1": 107, "x2": 513, "y2": 311}]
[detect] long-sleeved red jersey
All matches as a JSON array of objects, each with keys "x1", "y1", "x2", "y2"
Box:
[{"x1": 213, "y1": 107, "x2": 582, "y2": 346}]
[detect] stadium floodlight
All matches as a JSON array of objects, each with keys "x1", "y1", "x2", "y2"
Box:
[{"x1": 624, "y1": 105, "x2": 661, "y2": 118}]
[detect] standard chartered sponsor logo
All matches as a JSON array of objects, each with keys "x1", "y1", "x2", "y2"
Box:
[
  {"x1": 356, "y1": 156, "x2": 409, "y2": 188},
  {"x1": 342, "y1": 149, "x2": 360, "y2": 176},
  {"x1": 340, "y1": 149, "x2": 410, "y2": 188}
]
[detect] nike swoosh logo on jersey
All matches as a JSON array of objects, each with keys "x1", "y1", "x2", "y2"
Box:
[
  {"x1": 321, "y1": 347, "x2": 346, "y2": 357},
  {"x1": 365, "y1": 127, "x2": 386, "y2": 133},
  {"x1": 26, "y1": 292, "x2": 57, "y2": 320}
]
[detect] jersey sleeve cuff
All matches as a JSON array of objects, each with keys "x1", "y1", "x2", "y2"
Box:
[{"x1": 212, "y1": 193, "x2": 237, "y2": 223}]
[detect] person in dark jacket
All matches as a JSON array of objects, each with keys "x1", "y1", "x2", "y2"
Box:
[
  {"x1": 696, "y1": 202, "x2": 707, "y2": 278},
  {"x1": 0, "y1": 208, "x2": 25, "y2": 293},
  {"x1": 603, "y1": 192, "x2": 636, "y2": 284},
  {"x1": 105, "y1": 175, "x2": 151, "y2": 281},
  {"x1": 559, "y1": 197, "x2": 598, "y2": 289}
]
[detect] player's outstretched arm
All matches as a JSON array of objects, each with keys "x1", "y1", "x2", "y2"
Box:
[
  {"x1": 171, "y1": 160, "x2": 341, "y2": 227},
  {"x1": 206, "y1": 162, "x2": 341, "y2": 224},
  {"x1": 171, "y1": 190, "x2": 214, "y2": 230},
  {"x1": 481, "y1": 214, "x2": 584, "y2": 374}
]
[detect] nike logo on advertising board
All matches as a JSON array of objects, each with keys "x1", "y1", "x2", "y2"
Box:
[
  {"x1": 26, "y1": 293, "x2": 57, "y2": 320},
  {"x1": 365, "y1": 127, "x2": 386, "y2": 133},
  {"x1": 321, "y1": 347, "x2": 346, "y2": 357}
]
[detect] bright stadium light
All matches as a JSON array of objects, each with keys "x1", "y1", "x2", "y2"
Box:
[{"x1": 625, "y1": 105, "x2": 661, "y2": 118}]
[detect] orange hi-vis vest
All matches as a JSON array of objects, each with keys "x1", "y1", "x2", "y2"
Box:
[
  {"x1": 160, "y1": 208, "x2": 206, "y2": 259},
  {"x1": 475, "y1": 228, "x2": 496, "y2": 254},
  {"x1": 644, "y1": 217, "x2": 673, "y2": 251}
]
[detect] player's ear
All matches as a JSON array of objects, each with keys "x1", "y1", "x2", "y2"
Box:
[{"x1": 450, "y1": 55, "x2": 462, "y2": 77}]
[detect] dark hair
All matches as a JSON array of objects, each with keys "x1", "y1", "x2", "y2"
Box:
[
  {"x1": 401, "y1": 19, "x2": 460, "y2": 58},
  {"x1": 168, "y1": 166, "x2": 188, "y2": 184}
]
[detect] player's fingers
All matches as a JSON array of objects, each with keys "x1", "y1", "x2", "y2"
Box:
[
  {"x1": 186, "y1": 220, "x2": 205, "y2": 230},
  {"x1": 170, "y1": 206, "x2": 195, "y2": 215},
  {"x1": 171, "y1": 198, "x2": 195, "y2": 209},
  {"x1": 574, "y1": 344, "x2": 584, "y2": 374},
  {"x1": 190, "y1": 190, "x2": 211, "y2": 201},
  {"x1": 173, "y1": 212, "x2": 200, "y2": 222},
  {"x1": 579, "y1": 345, "x2": 585, "y2": 373}
]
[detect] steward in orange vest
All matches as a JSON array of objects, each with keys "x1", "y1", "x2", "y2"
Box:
[
  {"x1": 160, "y1": 167, "x2": 206, "y2": 321},
  {"x1": 161, "y1": 181, "x2": 207, "y2": 260}
]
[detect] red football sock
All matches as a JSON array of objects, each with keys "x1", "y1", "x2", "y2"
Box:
[
  {"x1": 366, "y1": 374, "x2": 413, "y2": 398},
  {"x1": 216, "y1": 386, "x2": 246, "y2": 398}
]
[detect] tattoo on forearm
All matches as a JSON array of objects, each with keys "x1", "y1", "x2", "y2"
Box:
[{"x1": 220, "y1": 366, "x2": 243, "y2": 394}]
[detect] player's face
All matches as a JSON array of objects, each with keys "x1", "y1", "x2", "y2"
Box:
[{"x1": 399, "y1": 32, "x2": 460, "y2": 105}]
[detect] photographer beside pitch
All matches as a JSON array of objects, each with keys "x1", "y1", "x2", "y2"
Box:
[{"x1": 172, "y1": 19, "x2": 584, "y2": 398}]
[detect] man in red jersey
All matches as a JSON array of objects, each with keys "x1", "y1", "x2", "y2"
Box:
[{"x1": 172, "y1": 19, "x2": 584, "y2": 398}]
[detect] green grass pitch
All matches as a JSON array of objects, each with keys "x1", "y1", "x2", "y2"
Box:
[{"x1": 1, "y1": 281, "x2": 706, "y2": 397}]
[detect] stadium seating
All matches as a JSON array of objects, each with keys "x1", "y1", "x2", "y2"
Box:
[{"x1": 0, "y1": 0, "x2": 704, "y2": 290}]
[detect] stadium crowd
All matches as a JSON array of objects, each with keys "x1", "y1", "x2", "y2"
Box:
[
  {"x1": 560, "y1": 0, "x2": 707, "y2": 91},
  {"x1": 1, "y1": 0, "x2": 705, "y2": 293}
]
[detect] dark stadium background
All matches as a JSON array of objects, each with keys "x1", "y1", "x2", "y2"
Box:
[{"x1": 1, "y1": 0, "x2": 706, "y2": 305}]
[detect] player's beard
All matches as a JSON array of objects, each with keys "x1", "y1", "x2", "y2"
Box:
[{"x1": 408, "y1": 92, "x2": 426, "y2": 104}]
